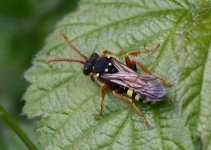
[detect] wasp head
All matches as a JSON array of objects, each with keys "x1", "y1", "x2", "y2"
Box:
[{"x1": 83, "y1": 53, "x2": 99, "y2": 75}]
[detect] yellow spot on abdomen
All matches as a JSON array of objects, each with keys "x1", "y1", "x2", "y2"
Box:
[
  {"x1": 135, "y1": 94, "x2": 140, "y2": 101},
  {"x1": 127, "y1": 89, "x2": 133, "y2": 97}
]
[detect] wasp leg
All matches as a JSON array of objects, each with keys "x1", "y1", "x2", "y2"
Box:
[
  {"x1": 101, "y1": 50, "x2": 123, "y2": 57},
  {"x1": 125, "y1": 44, "x2": 160, "y2": 69},
  {"x1": 89, "y1": 72, "x2": 95, "y2": 82},
  {"x1": 99, "y1": 83, "x2": 107, "y2": 114},
  {"x1": 124, "y1": 44, "x2": 172, "y2": 86},
  {"x1": 134, "y1": 60, "x2": 173, "y2": 86},
  {"x1": 112, "y1": 90, "x2": 150, "y2": 127},
  {"x1": 95, "y1": 83, "x2": 109, "y2": 119}
]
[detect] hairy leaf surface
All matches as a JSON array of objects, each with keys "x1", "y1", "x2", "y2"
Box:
[{"x1": 23, "y1": 0, "x2": 211, "y2": 149}]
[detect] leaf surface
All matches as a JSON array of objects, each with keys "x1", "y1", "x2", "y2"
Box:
[
  {"x1": 179, "y1": 5, "x2": 211, "y2": 149},
  {"x1": 23, "y1": 0, "x2": 211, "y2": 149}
]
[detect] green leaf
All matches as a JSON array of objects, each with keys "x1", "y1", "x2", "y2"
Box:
[
  {"x1": 179, "y1": 5, "x2": 211, "y2": 150},
  {"x1": 23, "y1": 0, "x2": 211, "y2": 149}
]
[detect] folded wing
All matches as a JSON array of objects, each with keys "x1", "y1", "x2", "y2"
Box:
[{"x1": 101, "y1": 58, "x2": 165, "y2": 100}]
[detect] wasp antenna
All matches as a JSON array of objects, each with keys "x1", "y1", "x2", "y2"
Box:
[
  {"x1": 61, "y1": 33, "x2": 88, "y2": 60},
  {"x1": 45, "y1": 58, "x2": 85, "y2": 64}
]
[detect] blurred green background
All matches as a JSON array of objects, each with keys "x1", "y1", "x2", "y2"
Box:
[{"x1": 0, "y1": 0, "x2": 78, "y2": 149}]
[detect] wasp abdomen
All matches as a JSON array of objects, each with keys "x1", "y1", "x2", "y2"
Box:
[
  {"x1": 126, "y1": 89, "x2": 160, "y2": 104},
  {"x1": 127, "y1": 89, "x2": 144, "y2": 102}
]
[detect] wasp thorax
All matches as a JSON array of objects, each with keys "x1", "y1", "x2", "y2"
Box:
[
  {"x1": 93, "y1": 57, "x2": 110, "y2": 73},
  {"x1": 83, "y1": 53, "x2": 99, "y2": 75},
  {"x1": 93, "y1": 56, "x2": 118, "y2": 74}
]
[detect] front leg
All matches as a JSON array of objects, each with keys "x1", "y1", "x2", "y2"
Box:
[
  {"x1": 95, "y1": 83, "x2": 111, "y2": 119},
  {"x1": 89, "y1": 72, "x2": 95, "y2": 82},
  {"x1": 101, "y1": 50, "x2": 123, "y2": 57}
]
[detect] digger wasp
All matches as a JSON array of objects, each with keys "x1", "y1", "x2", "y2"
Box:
[{"x1": 46, "y1": 34, "x2": 172, "y2": 127}]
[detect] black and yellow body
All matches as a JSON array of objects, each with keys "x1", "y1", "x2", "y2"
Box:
[
  {"x1": 46, "y1": 34, "x2": 170, "y2": 126},
  {"x1": 83, "y1": 53, "x2": 118, "y2": 75},
  {"x1": 126, "y1": 89, "x2": 146, "y2": 103}
]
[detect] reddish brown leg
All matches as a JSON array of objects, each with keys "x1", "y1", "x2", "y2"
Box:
[
  {"x1": 134, "y1": 61, "x2": 173, "y2": 86},
  {"x1": 99, "y1": 83, "x2": 107, "y2": 115},
  {"x1": 112, "y1": 90, "x2": 149, "y2": 127},
  {"x1": 95, "y1": 83, "x2": 110, "y2": 119},
  {"x1": 125, "y1": 44, "x2": 160, "y2": 69},
  {"x1": 89, "y1": 72, "x2": 95, "y2": 82},
  {"x1": 124, "y1": 44, "x2": 172, "y2": 86},
  {"x1": 101, "y1": 50, "x2": 123, "y2": 57}
]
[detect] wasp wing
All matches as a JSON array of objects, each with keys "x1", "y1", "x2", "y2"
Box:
[
  {"x1": 101, "y1": 58, "x2": 165, "y2": 101},
  {"x1": 110, "y1": 58, "x2": 136, "y2": 73}
]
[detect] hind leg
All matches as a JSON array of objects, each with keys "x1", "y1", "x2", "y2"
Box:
[
  {"x1": 112, "y1": 90, "x2": 149, "y2": 127},
  {"x1": 124, "y1": 45, "x2": 172, "y2": 86},
  {"x1": 125, "y1": 44, "x2": 160, "y2": 70},
  {"x1": 133, "y1": 60, "x2": 173, "y2": 86},
  {"x1": 95, "y1": 83, "x2": 114, "y2": 119}
]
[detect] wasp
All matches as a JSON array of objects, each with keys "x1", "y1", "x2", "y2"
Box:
[{"x1": 46, "y1": 34, "x2": 172, "y2": 127}]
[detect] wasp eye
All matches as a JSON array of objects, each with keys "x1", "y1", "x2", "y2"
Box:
[{"x1": 83, "y1": 67, "x2": 90, "y2": 75}]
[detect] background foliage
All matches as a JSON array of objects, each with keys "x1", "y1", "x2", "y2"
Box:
[
  {"x1": 0, "y1": 0, "x2": 210, "y2": 149},
  {"x1": 0, "y1": 0, "x2": 77, "y2": 149},
  {"x1": 23, "y1": 0, "x2": 211, "y2": 150}
]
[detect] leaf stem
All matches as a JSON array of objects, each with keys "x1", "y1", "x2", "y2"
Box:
[{"x1": 0, "y1": 105, "x2": 37, "y2": 150}]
